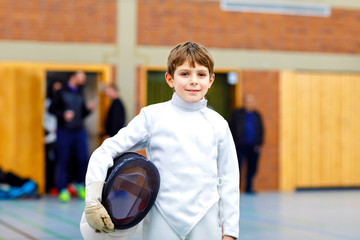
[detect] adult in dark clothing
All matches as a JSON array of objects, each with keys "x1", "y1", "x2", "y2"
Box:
[
  {"x1": 228, "y1": 94, "x2": 264, "y2": 194},
  {"x1": 103, "y1": 84, "x2": 126, "y2": 139},
  {"x1": 43, "y1": 81, "x2": 62, "y2": 193},
  {"x1": 49, "y1": 71, "x2": 97, "y2": 202}
]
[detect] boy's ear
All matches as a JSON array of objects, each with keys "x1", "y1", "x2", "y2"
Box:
[
  {"x1": 165, "y1": 72, "x2": 174, "y2": 88},
  {"x1": 208, "y1": 73, "x2": 215, "y2": 88}
]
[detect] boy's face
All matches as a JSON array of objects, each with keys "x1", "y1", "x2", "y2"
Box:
[{"x1": 165, "y1": 61, "x2": 214, "y2": 103}]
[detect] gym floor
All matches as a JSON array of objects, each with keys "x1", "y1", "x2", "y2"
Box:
[{"x1": 0, "y1": 190, "x2": 359, "y2": 240}]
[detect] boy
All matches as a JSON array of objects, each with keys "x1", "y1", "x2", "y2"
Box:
[{"x1": 80, "y1": 41, "x2": 239, "y2": 240}]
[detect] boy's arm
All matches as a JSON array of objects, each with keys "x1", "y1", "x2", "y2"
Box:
[
  {"x1": 84, "y1": 108, "x2": 151, "y2": 232},
  {"x1": 218, "y1": 124, "x2": 240, "y2": 239},
  {"x1": 86, "y1": 108, "x2": 151, "y2": 184}
]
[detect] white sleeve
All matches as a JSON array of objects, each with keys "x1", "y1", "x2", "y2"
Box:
[
  {"x1": 217, "y1": 124, "x2": 240, "y2": 238},
  {"x1": 85, "y1": 108, "x2": 151, "y2": 184}
]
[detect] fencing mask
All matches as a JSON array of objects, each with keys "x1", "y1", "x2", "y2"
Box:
[{"x1": 102, "y1": 152, "x2": 160, "y2": 229}]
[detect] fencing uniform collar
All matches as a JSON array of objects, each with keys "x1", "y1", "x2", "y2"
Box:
[{"x1": 171, "y1": 92, "x2": 207, "y2": 111}]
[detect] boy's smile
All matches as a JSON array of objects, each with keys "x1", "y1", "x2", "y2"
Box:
[{"x1": 165, "y1": 61, "x2": 215, "y2": 103}]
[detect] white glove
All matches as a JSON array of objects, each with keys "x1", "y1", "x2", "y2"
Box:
[{"x1": 84, "y1": 181, "x2": 114, "y2": 233}]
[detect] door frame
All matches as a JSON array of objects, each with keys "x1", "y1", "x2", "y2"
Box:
[{"x1": 137, "y1": 65, "x2": 243, "y2": 112}]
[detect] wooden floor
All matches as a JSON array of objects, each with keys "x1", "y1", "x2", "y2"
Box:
[{"x1": 0, "y1": 190, "x2": 359, "y2": 240}]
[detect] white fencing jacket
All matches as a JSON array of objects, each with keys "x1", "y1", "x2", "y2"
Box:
[{"x1": 86, "y1": 93, "x2": 240, "y2": 238}]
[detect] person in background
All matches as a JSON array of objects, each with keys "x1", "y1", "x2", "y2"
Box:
[
  {"x1": 49, "y1": 71, "x2": 97, "y2": 202},
  {"x1": 228, "y1": 94, "x2": 264, "y2": 194},
  {"x1": 43, "y1": 81, "x2": 62, "y2": 194},
  {"x1": 103, "y1": 84, "x2": 126, "y2": 140}
]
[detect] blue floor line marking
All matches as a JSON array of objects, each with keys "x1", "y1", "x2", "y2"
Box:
[
  {"x1": 1, "y1": 208, "x2": 72, "y2": 240},
  {"x1": 0, "y1": 219, "x2": 37, "y2": 240},
  {"x1": 10, "y1": 200, "x2": 81, "y2": 226},
  {"x1": 241, "y1": 212, "x2": 359, "y2": 240}
]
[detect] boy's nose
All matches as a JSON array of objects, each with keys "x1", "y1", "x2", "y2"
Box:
[{"x1": 189, "y1": 75, "x2": 198, "y2": 85}]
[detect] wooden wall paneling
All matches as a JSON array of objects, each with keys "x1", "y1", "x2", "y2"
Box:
[
  {"x1": 354, "y1": 76, "x2": 360, "y2": 185},
  {"x1": 339, "y1": 74, "x2": 360, "y2": 185},
  {"x1": 0, "y1": 65, "x2": 45, "y2": 192},
  {"x1": 354, "y1": 75, "x2": 360, "y2": 185},
  {"x1": 296, "y1": 73, "x2": 308, "y2": 186},
  {"x1": 280, "y1": 71, "x2": 360, "y2": 191},
  {"x1": 279, "y1": 71, "x2": 297, "y2": 191},
  {"x1": 339, "y1": 74, "x2": 349, "y2": 185},
  {"x1": 0, "y1": 67, "x2": 17, "y2": 176},
  {"x1": 311, "y1": 75, "x2": 322, "y2": 186}
]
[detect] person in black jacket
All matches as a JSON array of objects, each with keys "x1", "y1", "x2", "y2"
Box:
[
  {"x1": 49, "y1": 71, "x2": 97, "y2": 202},
  {"x1": 228, "y1": 94, "x2": 264, "y2": 194},
  {"x1": 103, "y1": 84, "x2": 126, "y2": 139}
]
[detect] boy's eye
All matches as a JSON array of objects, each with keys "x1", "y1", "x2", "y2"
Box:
[
  {"x1": 180, "y1": 72, "x2": 189, "y2": 76},
  {"x1": 198, "y1": 73, "x2": 207, "y2": 77}
]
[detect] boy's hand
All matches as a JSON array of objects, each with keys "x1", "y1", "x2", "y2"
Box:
[
  {"x1": 223, "y1": 235, "x2": 236, "y2": 240},
  {"x1": 85, "y1": 204, "x2": 114, "y2": 233},
  {"x1": 85, "y1": 181, "x2": 115, "y2": 233}
]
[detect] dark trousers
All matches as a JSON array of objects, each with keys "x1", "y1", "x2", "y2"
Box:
[
  {"x1": 55, "y1": 128, "x2": 89, "y2": 190},
  {"x1": 45, "y1": 142, "x2": 57, "y2": 192},
  {"x1": 236, "y1": 144, "x2": 259, "y2": 192}
]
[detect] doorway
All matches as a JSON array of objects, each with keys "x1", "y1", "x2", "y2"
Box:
[
  {"x1": 46, "y1": 71, "x2": 99, "y2": 152},
  {"x1": 44, "y1": 71, "x2": 100, "y2": 192},
  {"x1": 145, "y1": 69, "x2": 241, "y2": 120},
  {"x1": 0, "y1": 62, "x2": 112, "y2": 193}
]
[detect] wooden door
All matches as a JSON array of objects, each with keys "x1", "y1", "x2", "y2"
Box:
[
  {"x1": 0, "y1": 65, "x2": 45, "y2": 192},
  {"x1": 280, "y1": 71, "x2": 360, "y2": 190}
]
